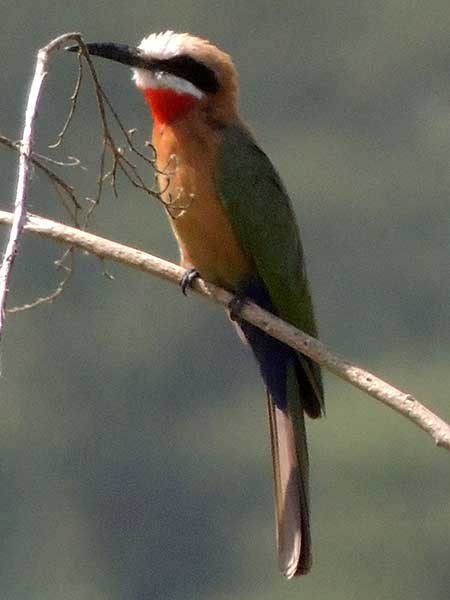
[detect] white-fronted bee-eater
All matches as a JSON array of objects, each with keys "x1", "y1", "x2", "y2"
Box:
[{"x1": 68, "y1": 31, "x2": 324, "y2": 578}]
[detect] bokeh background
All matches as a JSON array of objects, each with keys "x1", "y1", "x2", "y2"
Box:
[{"x1": 1, "y1": 2, "x2": 450, "y2": 599}]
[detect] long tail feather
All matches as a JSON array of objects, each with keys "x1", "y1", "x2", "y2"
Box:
[
  {"x1": 268, "y1": 373, "x2": 312, "y2": 576},
  {"x1": 234, "y1": 277, "x2": 321, "y2": 576}
]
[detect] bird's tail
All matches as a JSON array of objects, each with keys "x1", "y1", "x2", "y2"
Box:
[
  {"x1": 233, "y1": 277, "x2": 322, "y2": 576},
  {"x1": 237, "y1": 316, "x2": 318, "y2": 576},
  {"x1": 267, "y1": 361, "x2": 312, "y2": 577}
]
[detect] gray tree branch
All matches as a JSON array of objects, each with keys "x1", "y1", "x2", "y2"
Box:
[
  {"x1": 0, "y1": 32, "x2": 84, "y2": 340},
  {"x1": 0, "y1": 208, "x2": 449, "y2": 452}
]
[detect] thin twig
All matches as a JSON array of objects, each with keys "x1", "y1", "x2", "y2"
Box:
[
  {"x1": 70, "y1": 43, "x2": 163, "y2": 226},
  {"x1": 0, "y1": 208, "x2": 448, "y2": 452},
  {"x1": 0, "y1": 135, "x2": 83, "y2": 212},
  {"x1": 7, "y1": 247, "x2": 74, "y2": 313},
  {"x1": 48, "y1": 51, "x2": 84, "y2": 149},
  {"x1": 33, "y1": 152, "x2": 84, "y2": 168},
  {"x1": 0, "y1": 32, "x2": 84, "y2": 340}
]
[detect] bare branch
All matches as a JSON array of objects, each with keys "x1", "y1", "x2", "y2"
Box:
[
  {"x1": 0, "y1": 32, "x2": 85, "y2": 340},
  {"x1": 0, "y1": 32, "x2": 176, "y2": 326},
  {"x1": 0, "y1": 208, "x2": 448, "y2": 452},
  {"x1": 0, "y1": 32, "x2": 164, "y2": 321}
]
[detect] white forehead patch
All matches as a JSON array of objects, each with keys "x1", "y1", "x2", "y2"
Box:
[
  {"x1": 132, "y1": 31, "x2": 205, "y2": 98},
  {"x1": 137, "y1": 30, "x2": 198, "y2": 60}
]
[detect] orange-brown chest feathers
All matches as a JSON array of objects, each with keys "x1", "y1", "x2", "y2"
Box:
[{"x1": 151, "y1": 111, "x2": 253, "y2": 288}]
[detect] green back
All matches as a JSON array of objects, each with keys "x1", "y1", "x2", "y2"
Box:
[
  {"x1": 216, "y1": 124, "x2": 316, "y2": 333},
  {"x1": 215, "y1": 123, "x2": 324, "y2": 411}
]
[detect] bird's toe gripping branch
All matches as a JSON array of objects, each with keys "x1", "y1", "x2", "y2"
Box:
[
  {"x1": 228, "y1": 294, "x2": 247, "y2": 321},
  {"x1": 180, "y1": 268, "x2": 200, "y2": 295}
]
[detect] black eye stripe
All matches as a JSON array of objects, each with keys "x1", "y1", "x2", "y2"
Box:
[
  {"x1": 66, "y1": 44, "x2": 220, "y2": 94},
  {"x1": 157, "y1": 55, "x2": 220, "y2": 94}
]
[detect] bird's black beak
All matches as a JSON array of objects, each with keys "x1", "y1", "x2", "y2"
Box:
[
  {"x1": 66, "y1": 41, "x2": 221, "y2": 94},
  {"x1": 66, "y1": 42, "x2": 157, "y2": 70}
]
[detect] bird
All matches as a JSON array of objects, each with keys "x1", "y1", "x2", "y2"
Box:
[{"x1": 67, "y1": 31, "x2": 324, "y2": 578}]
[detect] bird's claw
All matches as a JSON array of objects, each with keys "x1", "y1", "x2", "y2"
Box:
[
  {"x1": 228, "y1": 295, "x2": 246, "y2": 321},
  {"x1": 180, "y1": 268, "x2": 200, "y2": 295}
]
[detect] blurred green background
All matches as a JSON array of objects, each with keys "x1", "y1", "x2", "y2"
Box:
[{"x1": 1, "y1": 1, "x2": 450, "y2": 598}]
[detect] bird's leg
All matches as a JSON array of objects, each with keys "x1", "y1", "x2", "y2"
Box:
[{"x1": 180, "y1": 268, "x2": 200, "y2": 295}]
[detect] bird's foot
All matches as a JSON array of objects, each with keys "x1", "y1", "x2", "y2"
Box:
[
  {"x1": 180, "y1": 268, "x2": 200, "y2": 296},
  {"x1": 228, "y1": 295, "x2": 246, "y2": 321}
]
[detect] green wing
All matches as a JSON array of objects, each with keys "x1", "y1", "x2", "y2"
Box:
[{"x1": 216, "y1": 123, "x2": 324, "y2": 411}]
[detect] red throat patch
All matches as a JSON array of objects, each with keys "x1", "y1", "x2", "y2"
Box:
[{"x1": 143, "y1": 88, "x2": 200, "y2": 124}]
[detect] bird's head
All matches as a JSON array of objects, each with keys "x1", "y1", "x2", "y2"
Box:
[{"x1": 68, "y1": 31, "x2": 239, "y2": 125}]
